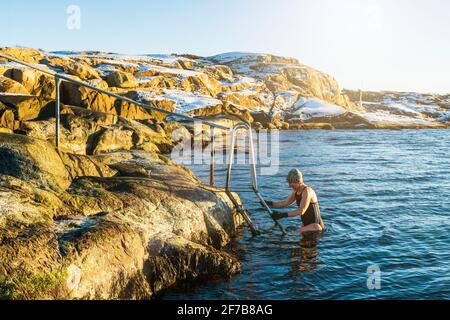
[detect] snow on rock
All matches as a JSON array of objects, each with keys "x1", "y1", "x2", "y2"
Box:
[
  {"x1": 220, "y1": 76, "x2": 260, "y2": 89},
  {"x1": 286, "y1": 97, "x2": 346, "y2": 120},
  {"x1": 145, "y1": 54, "x2": 197, "y2": 67},
  {"x1": 357, "y1": 111, "x2": 439, "y2": 127},
  {"x1": 220, "y1": 88, "x2": 274, "y2": 113},
  {"x1": 136, "y1": 89, "x2": 222, "y2": 114},
  {"x1": 273, "y1": 90, "x2": 300, "y2": 113},
  {"x1": 206, "y1": 52, "x2": 266, "y2": 64},
  {"x1": 344, "y1": 90, "x2": 450, "y2": 127},
  {"x1": 136, "y1": 64, "x2": 203, "y2": 78}
]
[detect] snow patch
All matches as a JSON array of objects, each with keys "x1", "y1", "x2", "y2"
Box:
[
  {"x1": 137, "y1": 64, "x2": 203, "y2": 78},
  {"x1": 206, "y1": 52, "x2": 265, "y2": 64},
  {"x1": 289, "y1": 98, "x2": 346, "y2": 120},
  {"x1": 136, "y1": 89, "x2": 221, "y2": 113},
  {"x1": 358, "y1": 111, "x2": 437, "y2": 125}
]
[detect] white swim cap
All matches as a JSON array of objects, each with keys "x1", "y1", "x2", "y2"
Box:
[{"x1": 287, "y1": 169, "x2": 303, "y2": 183}]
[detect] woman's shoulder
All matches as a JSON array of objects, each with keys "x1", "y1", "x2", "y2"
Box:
[
  {"x1": 303, "y1": 186, "x2": 317, "y2": 197},
  {"x1": 305, "y1": 186, "x2": 318, "y2": 201}
]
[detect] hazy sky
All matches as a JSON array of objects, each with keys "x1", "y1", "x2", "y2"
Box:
[{"x1": 2, "y1": 0, "x2": 449, "y2": 93}]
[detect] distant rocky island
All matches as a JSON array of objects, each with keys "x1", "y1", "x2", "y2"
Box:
[{"x1": 0, "y1": 47, "x2": 448, "y2": 300}]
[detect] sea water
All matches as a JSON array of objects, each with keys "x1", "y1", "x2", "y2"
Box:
[{"x1": 162, "y1": 129, "x2": 450, "y2": 300}]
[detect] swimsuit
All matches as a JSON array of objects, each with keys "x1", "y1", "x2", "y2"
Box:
[{"x1": 295, "y1": 186, "x2": 325, "y2": 229}]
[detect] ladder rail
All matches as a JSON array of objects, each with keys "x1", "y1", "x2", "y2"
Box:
[{"x1": 225, "y1": 123, "x2": 287, "y2": 235}]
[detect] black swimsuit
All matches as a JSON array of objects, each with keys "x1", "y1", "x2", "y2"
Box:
[{"x1": 296, "y1": 186, "x2": 324, "y2": 229}]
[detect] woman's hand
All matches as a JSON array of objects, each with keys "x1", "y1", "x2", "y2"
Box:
[{"x1": 271, "y1": 211, "x2": 288, "y2": 221}]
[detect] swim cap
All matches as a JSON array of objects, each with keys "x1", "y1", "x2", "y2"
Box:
[{"x1": 286, "y1": 169, "x2": 303, "y2": 183}]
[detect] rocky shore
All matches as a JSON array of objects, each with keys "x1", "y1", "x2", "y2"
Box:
[
  {"x1": 0, "y1": 125, "x2": 245, "y2": 299},
  {"x1": 0, "y1": 47, "x2": 448, "y2": 299},
  {"x1": 0, "y1": 48, "x2": 249, "y2": 299}
]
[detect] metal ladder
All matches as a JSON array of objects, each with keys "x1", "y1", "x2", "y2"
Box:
[{"x1": 223, "y1": 123, "x2": 287, "y2": 236}]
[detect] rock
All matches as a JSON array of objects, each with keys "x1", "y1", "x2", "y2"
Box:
[
  {"x1": 289, "y1": 123, "x2": 304, "y2": 130},
  {"x1": 0, "y1": 128, "x2": 13, "y2": 134},
  {"x1": 135, "y1": 75, "x2": 168, "y2": 89},
  {"x1": 116, "y1": 117, "x2": 174, "y2": 154},
  {"x1": 64, "y1": 105, "x2": 118, "y2": 127},
  {"x1": 20, "y1": 106, "x2": 170, "y2": 155},
  {"x1": 252, "y1": 122, "x2": 264, "y2": 131},
  {"x1": 108, "y1": 162, "x2": 149, "y2": 178},
  {"x1": 20, "y1": 105, "x2": 119, "y2": 154},
  {"x1": 0, "y1": 47, "x2": 44, "y2": 63},
  {"x1": 46, "y1": 57, "x2": 100, "y2": 80},
  {"x1": 106, "y1": 71, "x2": 138, "y2": 88},
  {"x1": 59, "y1": 152, "x2": 118, "y2": 180},
  {"x1": 189, "y1": 102, "x2": 253, "y2": 124},
  {"x1": 267, "y1": 123, "x2": 277, "y2": 130},
  {"x1": 0, "y1": 129, "x2": 245, "y2": 300},
  {"x1": 0, "y1": 220, "x2": 66, "y2": 299},
  {"x1": 6, "y1": 68, "x2": 38, "y2": 93},
  {"x1": 178, "y1": 73, "x2": 222, "y2": 97},
  {"x1": 126, "y1": 90, "x2": 177, "y2": 121},
  {"x1": 219, "y1": 90, "x2": 274, "y2": 112},
  {"x1": 0, "y1": 103, "x2": 15, "y2": 130},
  {"x1": 145, "y1": 234, "x2": 240, "y2": 293},
  {"x1": 0, "y1": 75, "x2": 29, "y2": 95},
  {"x1": 0, "y1": 93, "x2": 36, "y2": 106},
  {"x1": 13, "y1": 98, "x2": 54, "y2": 121},
  {"x1": 301, "y1": 123, "x2": 335, "y2": 130},
  {"x1": 223, "y1": 103, "x2": 254, "y2": 123},
  {"x1": 164, "y1": 121, "x2": 192, "y2": 144},
  {"x1": 286, "y1": 111, "x2": 376, "y2": 130},
  {"x1": 62, "y1": 78, "x2": 117, "y2": 114},
  {"x1": 0, "y1": 174, "x2": 66, "y2": 225},
  {"x1": 0, "y1": 133, "x2": 70, "y2": 190},
  {"x1": 88, "y1": 117, "x2": 170, "y2": 156},
  {"x1": 252, "y1": 111, "x2": 283, "y2": 129},
  {"x1": 115, "y1": 99, "x2": 153, "y2": 121},
  {"x1": 6, "y1": 67, "x2": 56, "y2": 100},
  {"x1": 91, "y1": 126, "x2": 134, "y2": 155},
  {"x1": 197, "y1": 65, "x2": 234, "y2": 82},
  {"x1": 280, "y1": 121, "x2": 290, "y2": 130}
]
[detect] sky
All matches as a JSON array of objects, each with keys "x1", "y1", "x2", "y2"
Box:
[{"x1": 2, "y1": 0, "x2": 449, "y2": 93}]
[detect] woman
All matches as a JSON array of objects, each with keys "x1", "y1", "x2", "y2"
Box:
[{"x1": 267, "y1": 169, "x2": 325, "y2": 234}]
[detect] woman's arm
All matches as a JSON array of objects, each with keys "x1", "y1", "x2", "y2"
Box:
[{"x1": 271, "y1": 190, "x2": 296, "y2": 208}]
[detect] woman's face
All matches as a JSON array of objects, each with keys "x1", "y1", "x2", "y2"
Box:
[{"x1": 289, "y1": 182, "x2": 301, "y2": 190}]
